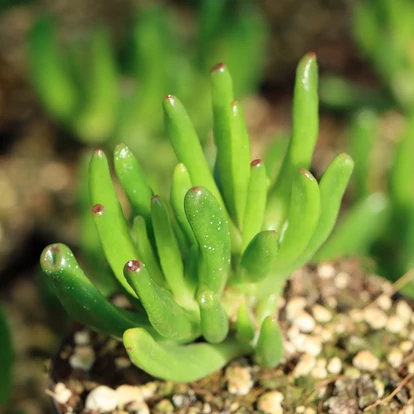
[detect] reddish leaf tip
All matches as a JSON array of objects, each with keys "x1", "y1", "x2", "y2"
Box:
[
  {"x1": 251, "y1": 159, "x2": 262, "y2": 167},
  {"x1": 95, "y1": 148, "x2": 104, "y2": 157},
  {"x1": 164, "y1": 94, "x2": 175, "y2": 103},
  {"x1": 308, "y1": 51, "x2": 317, "y2": 58},
  {"x1": 298, "y1": 168, "x2": 313, "y2": 179},
  {"x1": 126, "y1": 260, "x2": 142, "y2": 272},
  {"x1": 92, "y1": 204, "x2": 104, "y2": 215},
  {"x1": 151, "y1": 195, "x2": 159, "y2": 201},
  {"x1": 211, "y1": 62, "x2": 226, "y2": 73}
]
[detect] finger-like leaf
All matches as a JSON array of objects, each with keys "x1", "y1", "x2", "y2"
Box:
[
  {"x1": 40, "y1": 244, "x2": 150, "y2": 338},
  {"x1": 242, "y1": 159, "x2": 268, "y2": 251},
  {"x1": 255, "y1": 316, "x2": 284, "y2": 368},
  {"x1": 114, "y1": 144, "x2": 153, "y2": 222},
  {"x1": 132, "y1": 216, "x2": 164, "y2": 286},
  {"x1": 171, "y1": 163, "x2": 196, "y2": 245},
  {"x1": 267, "y1": 53, "x2": 318, "y2": 228},
  {"x1": 124, "y1": 260, "x2": 198, "y2": 341},
  {"x1": 274, "y1": 169, "x2": 320, "y2": 272},
  {"x1": 89, "y1": 149, "x2": 138, "y2": 297},
  {"x1": 124, "y1": 328, "x2": 252, "y2": 382},
  {"x1": 241, "y1": 230, "x2": 278, "y2": 283},
  {"x1": 235, "y1": 302, "x2": 255, "y2": 343},
  {"x1": 151, "y1": 196, "x2": 191, "y2": 306},
  {"x1": 197, "y1": 290, "x2": 229, "y2": 343},
  {"x1": 185, "y1": 186, "x2": 230, "y2": 295}
]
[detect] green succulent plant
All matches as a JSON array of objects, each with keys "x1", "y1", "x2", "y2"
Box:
[{"x1": 40, "y1": 54, "x2": 353, "y2": 382}]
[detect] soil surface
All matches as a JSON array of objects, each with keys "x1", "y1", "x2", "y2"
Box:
[{"x1": 49, "y1": 260, "x2": 414, "y2": 413}]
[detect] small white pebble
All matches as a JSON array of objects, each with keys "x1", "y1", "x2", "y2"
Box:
[
  {"x1": 290, "y1": 333, "x2": 309, "y2": 353},
  {"x1": 396, "y1": 301, "x2": 413, "y2": 322},
  {"x1": 115, "y1": 385, "x2": 143, "y2": 407},
  {"x1": 377, "y1": 295, "x2": 392, "y2": 311},
  {"x1": 294, "y1": 311, "x2": 316, "y2": 333},
  {"x1": 303, "y1": 336, "x2": 322, "y2": 356},
  {"x1": 400, "y1": 340, "x2": 413, "y2": 353},
  {"x1": 311, "y1": 366, "x2": 327, "y2": 379},
  {"x1": 408, "y1": 362, "x2": 414, "y2": 375},
  {"x1": 373, "y1": 379, "x2": 385, "y2": 398},
  {"x1": 128, "y1": 400, "x2": 150, "y2": 414},
  {"x1": 304, "y1": 409, "x2": 316, "y2": 414},
  {"x1": 312, "y1": 304, "x2": 332, "y2": 323},
  {"x1": 257, "y1": 391, "x2": 284, "y2": 414},
  {"x1": 85, "y1": 386, "x2": 118, "y2": 412},
  {"x1": 386, "y1": 315, "x2": 406, "y2": 333},
  {"x1": 54, "y1": 382, "x2": 72, "y2": 404},
  {"x1": 345, "y1": 367, "x2": 361, "y2": 378},
  {"x1": 295, "y1": 407, "x2": 305, "y2": 413},
  {"x1": 334, "y1": 271, "x2": 350, "y2": 289},
  {"x1": 327, "y1": 357, "x2": 342, "y2": 374},
  {"x1": 225, "y1": 366, "x2": 253, "y2": 396},
  {"x1": 320, "y1": 327, "x2": 334, "y2": 342},
  {"x1": 387, "y1": 349, "x2": 403, "y2": 368},
  {"x1": 353, "y1": 350, "x2": 379, "y2": 371},
  {"x1": 402, "y1": 406, "x2": 414, "y2": 414},
  {"x1": 138, "y1": 382, "x2": 157, "y2": 400},
  {"x1": 115, "y1": 357, "x2": 131, "y2": 370},
  {"x1": 293, "y1": 353, "x2": 316, "y2": 377},
  {"x1": 74, "y1": 331, "x2": 90, "y2": 345},
  {"x1": 349, "y1": 309, "x2": 364, "y2": 323},
  {"x1": 69, "y1": 346, "x2": 95, "y2": 371},
  {"x1": 318, "y1": 264, "x2": 336, "y2": 279},
  {"x1": 363, "y1": 307, "x2": 388, "y2": 330},
  {"x1": 326, "y1": 296, "x2": 338, "y2": 308},
  {"x1": 286, "y1": 297, "x2": 307, "y2": 321},
  {"x1": 284, "y1": 341, "x2": 296, "y2": 358}
]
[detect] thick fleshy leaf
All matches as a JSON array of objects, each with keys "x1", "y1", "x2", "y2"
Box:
[
  {"x1": 40, "y1": 244, "x2": 150, "y2": 338},
  {"x1": 255, "y1": 316, "x2": 284, "y2": 368},
  {"x1": 242, "y1": 160, "x2": 268, "y2": 251},
  {"x1": 132, "y1": 216, "x2": 164, "y2": 287},
  {"x1": 89, "y1": 149, "x2": 138, "y2": 297},
  {"x1": 197, "y1": 290, "x2": 229, "y2": 343},
  {"x1": 151, "y1": 196, "x2": 192, "y2": 307},
  {"x1": 241, "y1": 230, "x2": 278, "y2": 283},
  {"x1": 170, "y1": 163, "x2": 196, "y2": 245},
  {"x1": 114, "y1": 144, "x2": 153, "y2": 222},
  {"x1": 289, "y1": 153, "x2": 354, "y2": 269},
  {"x1": 124, "y1": 328, "x2": 252, "y2": 382},
  {"x1": 235, "y1": 302, "x2": 255, "y2": 343},
  {"x1": 124, "y1": 260, "x2": 198, "y2": 341},
  {"x1": 267, "y1": 53, "x2": 319, "y2": 229},
  {"x1": 273, "y1": 169, "x2": 320, "y2": 272},
  {"x1": 185, "y1": 186, "x2": 230, "y2": 295}
]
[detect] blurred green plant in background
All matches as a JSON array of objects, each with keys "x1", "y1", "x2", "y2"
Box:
[
  {"x1": 315, "y1": 0, "x2": 414, "y2": 297},
  {"x1": 40, "y1": 55, "x2": 353, "y2": 382},
  {"x1": 0, "y1": 305, "x2": 13, "y2": 408},
  {"x1": 27, "y1": 1, "x2": 267, "y2": 150}
]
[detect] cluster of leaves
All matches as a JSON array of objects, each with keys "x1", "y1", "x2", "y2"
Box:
[
  {"x1": 27, "y1": 1, "x2": 267, "y2": 151},
  {"x1": 40, "y1": 54, "x2": 353, "y2": 382}
]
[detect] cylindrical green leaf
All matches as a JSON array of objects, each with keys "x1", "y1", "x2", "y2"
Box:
[
  {"x1": 267, "y1": 53, "x2": 319, "y2": 229},
  {"x1": 197, "y1": 290, "x2": 229, "y2": 343},
  {"x1": 124, "y1": 328, "x2": 252, "y2": 382},
  {"x1": 151, "y1": 195, "x2": 191, "y2": 306},
  {"x1": 235, "y1": 302, "x2": 255, "y2": 343},
  {"x1": 89, "y1": 149, "x2": 139, "y2": 297},
  {"x1": 274, "y1": 168, "x2": 320, "y2": 272},
  {"x1": 242, "y1": 159, "x2": 268, "y2": 251},
  {"x1": 132, "y1": 216, "x2": 164, "y2": 286},
  {"x1": 241, "y1": 230, "x2": 278, "y2": 283},
  {"x1": 171, "y1": 163, "x2": 196, "y2": 245},
  {"x1": 114, "y1": 144, "x2": 153, "y2": 221},
  {"x1": 255, "y1": 316, "x2": 284, "y2": 368},
  {"x1": 185, "y1": 186, "x2": 230, "y2": 295},
  {"x1": 40, "y1": 244, "x2": 150, "y2": 338},
  {"x1": 124, "y1": 260, "x2": 198, "y2": 341}
]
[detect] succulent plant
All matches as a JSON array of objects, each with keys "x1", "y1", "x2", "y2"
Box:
[{"x1": 40, "y1": 54, "x2": 353, "y2": 382}]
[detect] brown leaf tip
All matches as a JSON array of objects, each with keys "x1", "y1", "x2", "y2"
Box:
[
  {"x1": 126, "y1": 347, "x2": 133, "y2": 351},
  {"x1": 299, "y1": 168, "x2": 313, "y2": 179},
  {"x1": 308, "y1": 51, "x2": 317, "y2": 58},
  {"x1": 151, "y1": 195, "x2": 160, "y2": 201},
  {"x1": 92, "y1": 204, "x2": 104, "y2": 215},
  {"x1": 211, "y1": 62, "x2": 226, "y2": 73},
  {"x1": 251, "y1": 159, "x2": 262, "y2": 167},
  {"x1": 126, "y1": 260, "x2": 142, "y2": 272}
]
